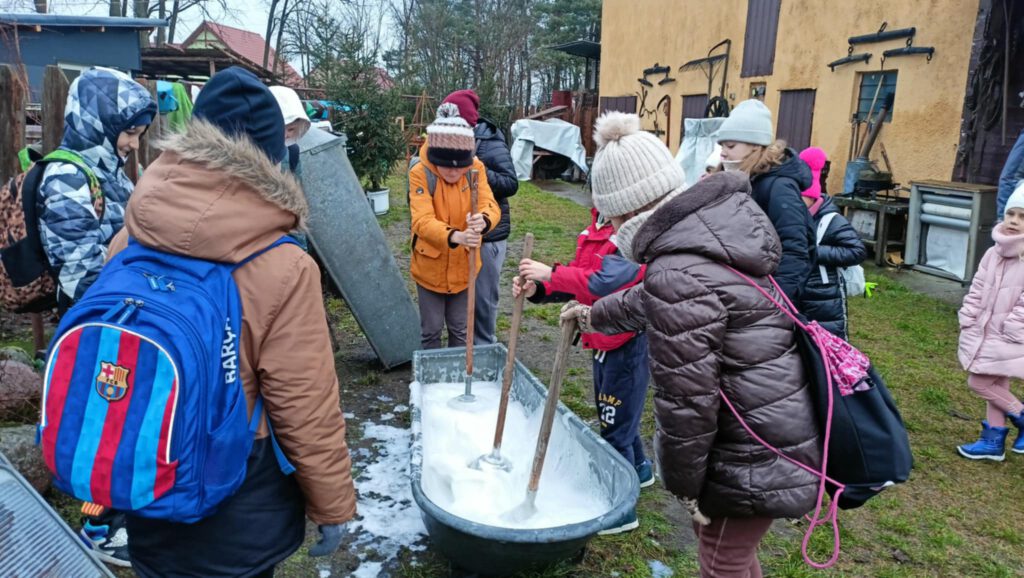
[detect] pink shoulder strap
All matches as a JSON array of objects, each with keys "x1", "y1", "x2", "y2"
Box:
[{"x1": 720, "y1": 265, "x2": 844, "y2": 569}]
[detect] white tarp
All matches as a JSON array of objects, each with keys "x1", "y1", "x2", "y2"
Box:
[
  {"x1": 510, "y1": 118, "x2": 589, "y2": 181},
  {"x1": 675, "y1": 118, "x2": 726, "y2": 187}
]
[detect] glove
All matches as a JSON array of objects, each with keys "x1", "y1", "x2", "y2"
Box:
[
  {"x1": 308, "y1": 523, "x2": 347, "y2": 557},
  {"x1": 559, "y1": 300, "x2": 592, "y2": 333},
  {"x1": 679, "y1": 497, "x2": 711, "y2": 526}
]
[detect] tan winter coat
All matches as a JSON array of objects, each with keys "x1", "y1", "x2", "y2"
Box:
[{"x1": 109, "y1": 119, "x2": 356, "y2": 525}]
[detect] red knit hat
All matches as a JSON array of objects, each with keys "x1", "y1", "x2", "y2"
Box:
[{"x1": 442, "y1": 89, "x2": 480, "y2": 127}]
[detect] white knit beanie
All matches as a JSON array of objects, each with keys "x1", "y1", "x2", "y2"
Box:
[
  {"x1": 590, "y1": 112, "x2": 686, "y2": 218},
  {"x1": 1007, "y1": 181, "x2": 1024, "y2": 216},
  {"x1": 714, "y1": 99, "x2": 774, "y2": 146}
]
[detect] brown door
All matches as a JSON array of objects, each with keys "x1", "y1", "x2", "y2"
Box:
[
  {"x1": 599, "y1": 96, "x2": 637, "y2": 115},
  {"x1": 776, "y1": 89, "x2": 816, "y2": 152}
]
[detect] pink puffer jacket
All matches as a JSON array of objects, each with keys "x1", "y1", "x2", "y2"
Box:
[{"x1": 958, "y1": 225, "x2": 1024, "y2": 377}]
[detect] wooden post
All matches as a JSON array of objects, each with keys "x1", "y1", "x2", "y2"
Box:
[
  {"x1": 42, "y1": 65, "x2": 69, "y2": 154},
  {"x1": 140, "y1": 79, "x2": 163, "y2": 166},
  {"x1": 0, "y1": 64, "x2": 26, "y2": 183}
]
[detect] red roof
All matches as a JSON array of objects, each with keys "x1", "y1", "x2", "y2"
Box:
[{"x1": 183, "y1": 21, "x2": 303, "y2": 87}]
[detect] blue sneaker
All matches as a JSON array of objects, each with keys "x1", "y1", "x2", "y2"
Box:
[
  {"x1": 957, "y1": 420, "x2": 1009, "y2": 461},
  {"x1": 1008, "y1": 413, "x2": 1024, "y2": 454},
  {"x1": 80, "y1": 506, "x2": 132, "y2": 568},
  {"x1": 636, "y1": 460, "x2": 655, "y2": 489},
  {"x1": 598, "y1": 508, "x2": 639, "y2": 535}
]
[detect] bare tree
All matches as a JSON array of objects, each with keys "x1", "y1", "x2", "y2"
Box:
[
  {"x1": 263, "y1": 0, "x2": 279, "y2": 69},
  {"x1": 33, "y1": 0, "x2": 45, "y2": 12},
  {"x1": 109, "y1": 0, "x2": 121, "y2": 17}
]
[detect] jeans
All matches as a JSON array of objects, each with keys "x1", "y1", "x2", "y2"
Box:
[{"x1": 416, "y1": 285, "x2": 469, "y2": 349}]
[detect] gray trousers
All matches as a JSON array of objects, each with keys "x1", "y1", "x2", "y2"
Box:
[
  {"x1": 474, "y1": 239, "x2": 507, "y2": 345},
  {"x1": 416, "y1": 284, "x2": 469, "y2": 350}
]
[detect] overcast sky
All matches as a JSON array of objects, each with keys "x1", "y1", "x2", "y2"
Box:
[{"x1": 1, "y1": 0, "x2": 288, "y2": 63}]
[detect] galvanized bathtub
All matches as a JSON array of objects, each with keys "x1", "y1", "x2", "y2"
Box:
[{"x1": 410, "y1": 344, "x2": 640, "y2": 576}]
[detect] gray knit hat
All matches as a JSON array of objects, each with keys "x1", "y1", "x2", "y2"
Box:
[
  {"x1": 590, "y1": 112, "x2": 686, "y2": 218},
  {"x1": 714, "y1": 99, "x2": 774, "y2": 146}
]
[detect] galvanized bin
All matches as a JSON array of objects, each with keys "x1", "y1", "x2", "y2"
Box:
[
  {"x1": 410, "y1": 344, "x2": 639, "y2": 576},
  {"x1": 297, "y1": 128, "x2": 421, "y2": 369},
  {"x1": 0, "y1": 450, "x2": 114, "y2": 577}
]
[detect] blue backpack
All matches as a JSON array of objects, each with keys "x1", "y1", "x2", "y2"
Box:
[{"x1": 40, "y1": 237, "x2": 296, "y2": 523}]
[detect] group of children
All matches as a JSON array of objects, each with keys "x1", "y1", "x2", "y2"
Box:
[
  {"x1": 11, "y1": 60, "x2": 1024, "y2": 575},
  {"x1": 14, "y1": 66, "x2": 353, "y2": 577}
]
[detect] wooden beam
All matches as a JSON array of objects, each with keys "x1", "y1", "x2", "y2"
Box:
[
  {"x1": 42, "y1": 66, "x2": 68, "y2": 154},
  {"x1": 0, "y1": 64, "x2": 26, "y2": 183}
]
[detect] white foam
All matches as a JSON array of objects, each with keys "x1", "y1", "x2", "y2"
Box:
[
  {"x1": 649, "y1": 560, "x2": 673, "y2": 578},
  {"x1": 418, "y1": 381, "x2": 610, "y2": 529}
]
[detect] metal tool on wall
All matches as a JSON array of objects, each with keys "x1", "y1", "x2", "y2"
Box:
[
  {"x1": 679, "y1": 39, "x2": 732, "y2": 118},
  {"x1": 844, "y1": 93, "x2": 895, "y2": 197}
]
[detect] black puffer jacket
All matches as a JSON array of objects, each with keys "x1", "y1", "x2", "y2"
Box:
[
  {"x1": 475, "y1": 118, "x2": 518, "y2": 242},
  {"x1": 749, "y1": 148, "x2": 815, "y2": 302},
  {"x1": 591, "y1": 172, "x2": 821, "y2": 520},
  {"x1": 801, "y1": 196, "x2": 867, "y2": 340}
]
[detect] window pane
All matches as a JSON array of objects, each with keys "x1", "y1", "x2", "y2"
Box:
[{"x1": 856, "y1": 71, "x2": 897, "y2": 122}]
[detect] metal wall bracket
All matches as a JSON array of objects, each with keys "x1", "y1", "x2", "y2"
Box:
[
  {"x1": 828, "y1": 52, "x2": 872, "y2": 71},
  {"x1": 881, "y1": 46, "x2": 935, "y2": 65}
]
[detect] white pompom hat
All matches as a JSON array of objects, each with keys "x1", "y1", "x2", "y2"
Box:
[{"x1": 590, "y1": 112, "x2": 686, "y2": 218}]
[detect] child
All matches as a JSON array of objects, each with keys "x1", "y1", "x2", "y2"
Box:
[
  {"x1": 269, "y1": 85, "x2": 311, "y2": 172},
  {"x1": 513, "y1": 208, "x2": 650, "y2": 534},
  {"x1": 39, "y1": 67, "x2": 156, "y2": 313},
  {"x1": 108, "y1": 67, "x2": 356, "y2": 575},
  {"x1": 715, "y1": 99, "x2": 815, "y2": 302},
  {"x1": 410, "y1": 103, "x2": 501, "y2": 349},
  {"x1": 37, "y1": 67, "x2": 156, "y2": 568},
  {"x1": 441, "y1": 90, "x2": 519, "y2": 346},
  {"x1": 957, "y1": 183, "x2": 1024, "y2": 461},
  {"x1": 796, "y1": 147, "x2": 866, "y2": 340},
  {"x1": 564, "y1": 112, "x2": 820, "y2": 577}
]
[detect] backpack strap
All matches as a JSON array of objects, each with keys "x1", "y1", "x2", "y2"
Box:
[
  {"x1": 409, "y1": 157, "x2": 437, "y2": 197},
  {"x1": 721, "y1": 264, "x2": 845, "y2": 569},
  {"x1": 42, "y1": 150, "x2": 101, "y2": 210},
  {"x1": 249, "y1": 396, "x2": 296, "y2": 475},
  {"x1": 234, "y1": 235, "x2": 300, "y2": 270},
  {"x1": 816, "y1": 213, "x2": 839, "y2": 285}
]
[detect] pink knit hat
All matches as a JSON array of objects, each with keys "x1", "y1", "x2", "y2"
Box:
[{"x1": 799, "y1": 147, "x2": 828, "y2": 200}]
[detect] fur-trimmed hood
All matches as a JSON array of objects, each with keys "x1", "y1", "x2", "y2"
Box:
[{"x1": 123, "y1": 119, "x2": 307, "y2": 264}]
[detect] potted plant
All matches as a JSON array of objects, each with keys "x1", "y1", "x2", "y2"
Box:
[{"x1": 328, "y1": 61, "x2": 404, "y2": 215}]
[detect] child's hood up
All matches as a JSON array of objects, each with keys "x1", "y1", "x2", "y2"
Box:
[{"x1": 61, "y1": 67, "x2": 157, "y2": 174}]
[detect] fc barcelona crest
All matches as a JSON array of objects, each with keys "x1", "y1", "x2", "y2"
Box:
[{"x1": 96, "y1": 362, "x2": 130, "y2": 402}]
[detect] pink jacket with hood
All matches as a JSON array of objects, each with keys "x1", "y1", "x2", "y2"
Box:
[{"x1": 958, "y1": 224, "x2": 1024, "y2": 377}]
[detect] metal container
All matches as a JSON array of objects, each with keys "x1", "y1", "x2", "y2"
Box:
[
  {"x1": 296, "y1": 128, "x2": 420, "y2": 369},
  {"x1": 410, "y1": 344, "x2": 639, "y2": 576}
]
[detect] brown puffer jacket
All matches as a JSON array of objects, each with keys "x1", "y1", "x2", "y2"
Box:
[
  {"x1": 591, "y1": 172, "x2": 821, "y2": 519},
  {"x1": 109, "y1": 120, "x2": 356, "y2": 526}
]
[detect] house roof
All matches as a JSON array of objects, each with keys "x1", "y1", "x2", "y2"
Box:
[
  {"x1": 183, "y1": 21, "x2": 302, "y2": 87},
  {"x1": 0, "y1": 13, "x2": 167, "y2": 29},
  {"x1": 547, "y1": 40, "x2": 600, "y2": 60}
]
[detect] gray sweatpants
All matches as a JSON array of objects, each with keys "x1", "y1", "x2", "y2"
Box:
[
  {"x1": 473, "y1": 239, "x2": 507, "y2": 345},
  {"x1": 416, "y1": 284, "x2": 469, "y2": 350}
]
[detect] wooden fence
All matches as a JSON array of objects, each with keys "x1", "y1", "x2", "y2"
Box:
[{"x1": 0, "y1": 63, "x2": 163, "y2": 353}]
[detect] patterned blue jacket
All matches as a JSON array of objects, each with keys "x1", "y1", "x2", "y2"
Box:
[{"x1": 38, "y1": 67, "x2": 156, "y2": 302}]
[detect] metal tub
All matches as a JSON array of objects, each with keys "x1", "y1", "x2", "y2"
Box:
[{"x1": 410, "y1": 344, "x2": 639, "y2": 576}]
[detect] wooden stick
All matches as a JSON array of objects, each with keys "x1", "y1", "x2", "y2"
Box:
[
  {"x1": 31, "y1": 313, "x2": 45, "y2": 355},
  {"x1": 465, "y1": 170, "x2": 479, "y2": 376},
  {"x1": 526, "y1": 318, "x2": 577, "y2": 494},
  {"x1": 491, "y1": 233, "x2": 534, "y2": 452}
]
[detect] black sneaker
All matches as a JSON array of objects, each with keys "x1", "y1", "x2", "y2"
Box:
[{"x1": 79, "y1": 504, "x2": 132, "y2": 568}]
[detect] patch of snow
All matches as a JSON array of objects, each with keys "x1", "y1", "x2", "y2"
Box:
[
  {"x1": 345, "y1": 420, "x2": 427, "y2": 576},
  {"x1": 350, "y1": 561, "x2": 382, "y2": 578},
  {"x1": 648, "y1": 560, "x2": 673, "y2": 578},
  {"x1": 393, "y1": 404, "x2": 409, "y2": 413},
  {"x1": 343, "y1": 412, "x2": 355, "y2": 420},
  {"x1": 315, "y1": 561, "x2": 332, "y2": 578},
  {"x1": 379, "y1": 413, "x2": 395, "y2": 421},
  {"x1": 377, "y1": 394, "x2": 394, "y2": 402}
]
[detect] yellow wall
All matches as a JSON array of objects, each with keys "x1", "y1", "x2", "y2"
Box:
[{"x1": 600, "y1": 0, "x2": 980, "y2": 193}]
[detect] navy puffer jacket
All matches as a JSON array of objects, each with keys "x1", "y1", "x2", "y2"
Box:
[
  {"x1": 749, "y1": 148, "x2": 815, "y2": 302},
  {"x1": 800, "y1": 196, "x2": 867, "y2": 339},
  {"x1": 475, "y1": 118, "x2": 518, "y2": 242}
]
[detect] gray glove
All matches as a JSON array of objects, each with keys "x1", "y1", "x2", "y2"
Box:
[
  {"x1": 308, "y1": 523, "x2": 347, "y2": 557},
  {"x1": 559, "y1": 300, "x2": 592, "y2": 333},
  {"x1": 679, "y1": 497, "x2": 711, "y2": 526}
]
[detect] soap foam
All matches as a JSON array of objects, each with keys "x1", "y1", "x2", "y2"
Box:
[{"x1": 418, "y1": 381, "x2": 610, "y2": 529}]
